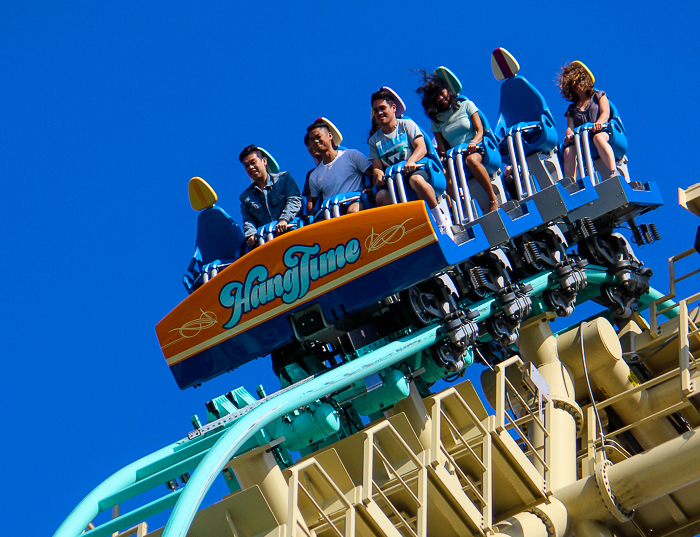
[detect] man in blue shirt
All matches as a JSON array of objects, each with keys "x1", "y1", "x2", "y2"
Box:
[{"x1": 238, "y1": 145, "x2": 302, "y2": 248}]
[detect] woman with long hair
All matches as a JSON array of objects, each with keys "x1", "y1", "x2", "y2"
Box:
[
  {"x1": 416, "y1": 69, "x2": 499, "y2": 213},
  {"x1": 558, "y1": 61, "x2": 618, "y2": 179}
]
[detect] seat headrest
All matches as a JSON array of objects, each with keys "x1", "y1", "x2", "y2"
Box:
[
  {"x1": 492, "y1": 47, "x2": 520, "y2": 80},
  {"x1": 572, "y1": 60, "x2": 595, "y2": 84},
  {"x1": 257, "y1": 147, "x2": 280, "y2": 174},
  {"x1": 380, "y1": 86, "x2": 406, "y2": 117},
  {"x1": 435, "y1": 66, "x2": 462, "y2": 95},
  {"x1": 498, "y1": 76, "x2": 550, "y2": 126},
  {"x1": 189, "y1": 176, "x2": 218, "y2": 211},
  {"x1": 317, "y1": 117, "x2": 343, "y2": 147}
]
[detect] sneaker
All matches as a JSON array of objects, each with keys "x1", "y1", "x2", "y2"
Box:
[
  {"x1": 608, "y1": 169, "x2": 621, "y2": 179},
  {"x1": 439, "y1": 224, "x2": 455, "y2": 240}
]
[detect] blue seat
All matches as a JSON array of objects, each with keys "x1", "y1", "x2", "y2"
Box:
[
  {"x1": 316, "y1": 174, "x2": 375, "y2": 218},
  {"x1": 256, "y1": 216, "x2": 305, "y2": 244},
  {"x1": 567, "y1": 100, "x2": 627, "y2": 161},
  {"x1": 495, "y1": 75, "x2": 558, "y2": 159},
  {"x1": 383, "y1": 156, "x2": 447, "y2": 204},
  {"x1": 446, "y1": 107, "x2": 502, "y2": 176},
  {"x1": 319, "y1": 191, "x2": 365, "y2": 219},
  {"x1": 561, "y1": 99, "x2": 629, "y2": 185},
  {"x1": 608, "y1": 101, "x2": 627, "y2": 159},
  {"x1": 378, "y1": 120, "x2": 447, "y2": 204},
  {"x1": 183, "y1": 206, "x2": 246, "y2": 294}
]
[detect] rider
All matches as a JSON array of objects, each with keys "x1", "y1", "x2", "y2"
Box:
[
  {"x1": 368, "y1": 88, "x2": 453, "y2": 237},
  {"x1": 306, "y1": 120, "x2": 371, "y2": 215},
  {"x1": 559, "y1": 61, "x2": 618, "y2": 180},
  {"x1": 302, "y1": 132, "x2": 323, "y2": 216},
  {"x1": 238, "y1": 145, "x2": 302, "y2": 248},
  {"x1": 415, "y1": 69, "x2": 499, "y2": 213}
]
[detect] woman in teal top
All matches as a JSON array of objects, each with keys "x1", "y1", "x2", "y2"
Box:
[{"x1": 416, "y1": 70, "x2": 498, "y2": 213}]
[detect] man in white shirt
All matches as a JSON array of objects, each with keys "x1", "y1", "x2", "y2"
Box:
[{"x1": 306, "y1": 120, "x2": 372, "y2": 214}]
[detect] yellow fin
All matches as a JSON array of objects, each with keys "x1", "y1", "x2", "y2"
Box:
[
  {"x1": 188, "y1": 176, "x2": 217, "y2": 211},
  {"x1": 572, "y1": 60, "x2": 595, "y2": 84}
]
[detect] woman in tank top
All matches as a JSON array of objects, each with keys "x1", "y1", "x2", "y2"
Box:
[{"x1": 559, "y1": 61, "x2": 619, "y2": 180}]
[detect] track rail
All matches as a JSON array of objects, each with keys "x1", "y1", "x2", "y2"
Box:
[{"x1": 54, "y1": 268, "x2": 679, "y2": 537}]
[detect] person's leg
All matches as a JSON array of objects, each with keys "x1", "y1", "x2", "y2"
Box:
[
  {"x1": 444, "y1": 167, "x2": 459, "y2": 203},
  {"x1": 465, "y1": 152, "x2": 498, "y2": 212},
  {"x1": 407, "y1": 173, "x2": 438, "y2": 208},
  {"x1": 375, "y1": 188, "x2": 392, "y2": 206},
  {"x1": 346, "y1": 201, "x2": 362, "y2": 213},
  {"x1": 563, "y1": 145, "x2": 577, "y2": 178},
  {"x1": 592, "y1": 132, "x2": 617, "y2": 176},
  {"x1": 407, "y1": 171, "x2": 454, "y2": 238}
]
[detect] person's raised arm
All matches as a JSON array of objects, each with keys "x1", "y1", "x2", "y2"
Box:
[
  {"x1": 371, "y1": 159, "x2": 387, "y2": 188},
  {"x1": 564, "y1": 116, "x2": 575, "y2": 146},
  {"x1": 593, "y1": 94, "x2": 611, "y2": 131},
  {"x1": 404, "y1": 135, "x2": 426, "y2": 174},
  {"x1": 277, "y1": 173, "x2": 302, "y2": 233},
  {"x1": 467, "y1": 113, "x2": 485, "y2": 153},
  {"x1": 240, "y1": 202, "x2": 258, "y2": 248}
]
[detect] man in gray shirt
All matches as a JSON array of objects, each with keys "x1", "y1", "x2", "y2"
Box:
[
  {"x1": 368, "y1": 88, "x2": 452, "y2": 237},
  {"x1": 306, "y1": 120, "x2": 371, "y2": 214}
]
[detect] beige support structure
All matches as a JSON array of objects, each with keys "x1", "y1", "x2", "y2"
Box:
[
  {"x1": 573, "y1": 520, "x2": 614, "y2": 537},
  {"x1": 558, "y1": 426, "x2": 700, "y2": 525},
  {"x1": 607, "y1": 429, "x2": 700, "y2": 511},
  {"x1": 228, "y1": 442, "x2": 305, "y2": 534},
  {"x1": 386, "y1": 382, "x2": 433, "y2": 449},
  {"x1": 493, "y1": 499, "x2": 568, "y2": 537},
  {"x1": 287, "y1": 458, "x2": 356, "y2": 537},
  {"x1": 556, "y1": 318, "x2": 678, "y2": 449},
  {"x1": 113, "y1": 523, "x2": 148, "y2": 537},
  {"x1": 362, "y1": 419, "x2": 429, "y2": 537},
  {"x1": 518, "y1": 315, "x2": 579, "y2": 491}
]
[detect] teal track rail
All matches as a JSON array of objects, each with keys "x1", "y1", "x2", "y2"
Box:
[
  {"x1": 54, "y1": 324, "x2": 442, "y2": 537},
  {"x1": 54, "y1": 266, "x2": 678, "y2": 537}
]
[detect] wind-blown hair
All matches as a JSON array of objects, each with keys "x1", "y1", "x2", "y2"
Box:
[
  {"x1": 558, "y1": 62, "x2": 595, "y2": 103},
  {"x1": 238, "y1": 145, "x2": 264, "y2": 162},
  {"x1": 415, "y1": 69, "x2": 458, "y2": 123}
]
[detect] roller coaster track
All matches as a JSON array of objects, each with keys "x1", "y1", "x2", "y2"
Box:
[{"x1": 54, "y1": 264, "x2": 679, "y2": 537}]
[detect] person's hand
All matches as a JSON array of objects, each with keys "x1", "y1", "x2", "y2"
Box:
[
  {"x1": 246, "y1": 235, "x2": 257, "y2": 248},
  {"x1": 592, "y1": 122, "x2": 604, "y2": 132},
  {"x1": 467, "y1": 142, "x2": 477, "y2": 154},
  {"x1": 276, "y1": 219, "x2": 288, "y2": 234},
  {"x1": 375, "y1": 173, "x2": 386, "y2": 187},
  {"x1": 564, "y1": 134, "x2": 574, "y2": 145},
  {"x1": 404, "y1": 161, "x2": 417, "y2": 174}
]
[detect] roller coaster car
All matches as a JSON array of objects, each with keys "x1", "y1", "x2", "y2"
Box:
[
  {"x1": 161, "y1": 58, "x2": 664, "y2": 391},
  {"x1": 158, "y1": 200, "x2": 491, "y2": 389}
]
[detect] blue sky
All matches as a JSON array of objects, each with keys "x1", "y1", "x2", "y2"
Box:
[{"x1": 2, "y1": 2, "x2": 699, "y2": 535}]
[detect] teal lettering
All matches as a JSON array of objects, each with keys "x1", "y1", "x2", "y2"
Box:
[
  {"x1": 346, "y1": 239, "x2": 360, "y2": 263},
  {"x1": 219, "y1": 239, "x2": 362, "y2": 328}
]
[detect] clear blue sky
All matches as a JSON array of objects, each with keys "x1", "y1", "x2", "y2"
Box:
[{"x1": 2, "y1": 2, "x2": 699, "y2": 535}]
